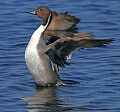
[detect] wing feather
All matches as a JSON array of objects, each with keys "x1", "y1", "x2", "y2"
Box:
[{"x1": 46, "y1": 35, "x2": 113, "y2": 67}]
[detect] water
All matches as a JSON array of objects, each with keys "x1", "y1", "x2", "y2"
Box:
[{"x1": 0, "y1": 0, "x2": 120, "y2": 112}]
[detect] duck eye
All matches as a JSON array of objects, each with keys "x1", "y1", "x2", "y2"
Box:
[{"x1": 40, "y1": 9, "x2": 42, "y2": 11}]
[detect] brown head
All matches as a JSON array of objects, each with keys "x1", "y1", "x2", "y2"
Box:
[{"x1": 25, "y1": 6, "x2": 52, "y2": 26}]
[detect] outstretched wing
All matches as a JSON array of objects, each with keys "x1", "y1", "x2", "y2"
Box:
[{"x1": 46, "y1": 36, "x2": 113, "y2": 68}]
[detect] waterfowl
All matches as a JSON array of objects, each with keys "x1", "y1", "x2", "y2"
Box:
[
  {"x1": 46, "y1": 11, "x2": 80, "y2": 31},
  {"x1": 25, "y1": 6, "x2": 113, "y2": 87}
]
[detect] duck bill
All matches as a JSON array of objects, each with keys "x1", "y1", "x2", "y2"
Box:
[{"x1": 25, "y1": 10, "x2": 36, "y2": 15}]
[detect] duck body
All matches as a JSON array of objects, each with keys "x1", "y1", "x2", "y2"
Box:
[
  {"x1": 25, "y1": 39, "x2": 57, "y2": 86},
  {"x1": 47, "y1": 11, "x2": 80, "y2": 31},
  {"x1": 25, "y1": 20, "x2": 59, "y2": 87}
]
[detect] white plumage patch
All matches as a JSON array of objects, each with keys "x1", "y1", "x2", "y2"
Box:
[{"x1": 28, "y1": 13, "x2": 51, "y2": 48}]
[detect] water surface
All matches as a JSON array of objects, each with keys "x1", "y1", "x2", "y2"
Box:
[{"x1": 0, "y1": 0, "x2": 120, "y2": 112}]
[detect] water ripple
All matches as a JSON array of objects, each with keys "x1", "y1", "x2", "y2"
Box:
[{"x1": 0, "y1": 0, "x2": 120, "y2": 112}]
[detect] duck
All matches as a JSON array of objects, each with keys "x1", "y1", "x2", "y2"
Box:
[
  {"x1": 46, "y1": 11, "x2": 80, "y2": 31},
  {"x1": 25, "y1": 6, "x2": 113, "y2": 87}
]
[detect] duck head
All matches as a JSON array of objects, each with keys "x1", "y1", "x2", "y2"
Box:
[{"x1": 25, "y1": 6, "x2": 52, "y2": 26}]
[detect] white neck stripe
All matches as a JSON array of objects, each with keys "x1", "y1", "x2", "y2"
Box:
[
  {"x1": 28, "y1": 13, "x2": 51, "y2": 47},
  {"x1": 41, "y1": 13, "x2": 51, "y2": 33}
]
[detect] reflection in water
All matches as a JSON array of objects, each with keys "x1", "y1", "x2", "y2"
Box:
[
  {"x1": 21, "y1": 81, "x2": 94, "y2": 112},
  {"x1": 22, "y1": 86, "x2": 62, "y2": 112}
]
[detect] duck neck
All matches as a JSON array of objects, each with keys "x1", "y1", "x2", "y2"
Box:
[{"x1": 28, "y1": 13, "x2": 52, "y2": 47}]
